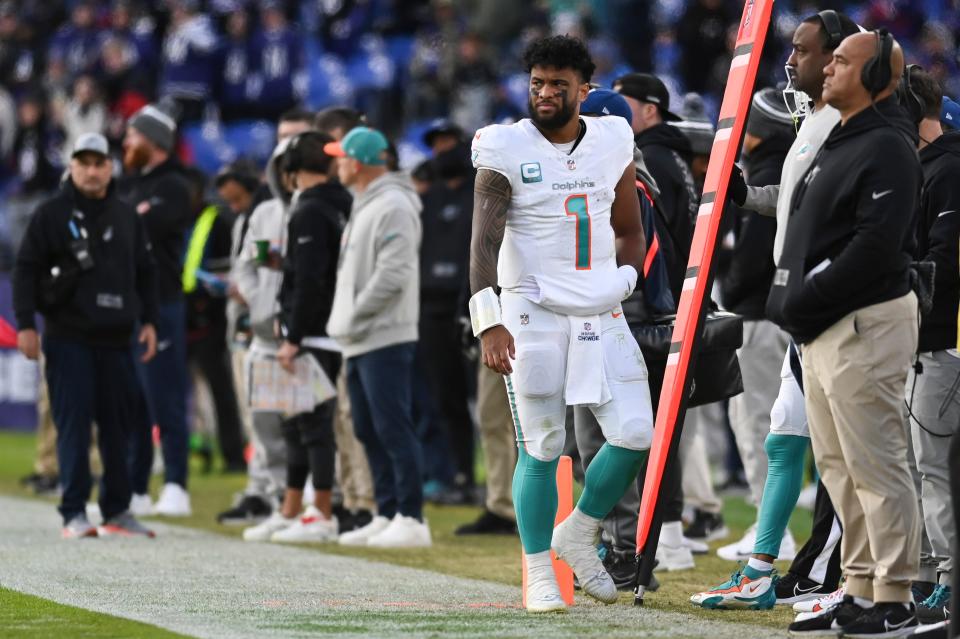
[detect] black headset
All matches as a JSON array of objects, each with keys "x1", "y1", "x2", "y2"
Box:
[
  {"x1": 861, "y1": 28, "x2": 894, "y2": 98},
  {"x1": 817, "y1": 10, "x2": 844, "y2": 50},
  {"x1": 897, "y1": 63, "x2": 927, "y2": 125},
  {"x1": 284, "y1": 130, "x2": 332, "y2": 173}
]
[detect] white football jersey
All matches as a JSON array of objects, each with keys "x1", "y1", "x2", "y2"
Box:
[{"x1": 472, "y1": 116, "x2": 635, "y2": 315}]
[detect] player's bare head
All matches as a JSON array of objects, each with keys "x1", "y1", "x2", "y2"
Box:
[
  {"x1": 277, "y1": 108, "x2": 314, "y2": 141},
  {"x1": 823, "y1": 31, "x2": 904, "y2": 112},
  {"x1": 523, "y1": 35, "x2": 594, "y2": 130},
  {"x1": 314, "y1": 106, "x2": 366, "y2": 141},
  {"x1": 790, "y1": 12, "x2": 858, "y2": 100}
]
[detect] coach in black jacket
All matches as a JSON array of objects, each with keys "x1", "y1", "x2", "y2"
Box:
[
  {"x1": 275, "y1": 131, "x2": 351, "y2": 530},
  {"x1": 896, "y1": 65, "x2": 960, "y2": 618},
  {"x1": 768, "y1": 32, "x2": 922, "y2": 635},
  {"x1": 13, "y1": 133, "x2": 158, "y2": 537}
]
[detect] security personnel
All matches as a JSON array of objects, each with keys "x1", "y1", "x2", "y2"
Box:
[{"x1": 13, "y1": 133, "x2": 158, "y2": 539}]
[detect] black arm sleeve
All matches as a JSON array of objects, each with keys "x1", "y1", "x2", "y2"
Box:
[
  {"x1": 285, "y1": 213, "x2": 335, "y2": 345},
  {"x1": 920, "y1": 172, "x2": 960, "y2": 310},
  {"x1": 134, "y1": 213, "x2": 159, "y2": 327}
]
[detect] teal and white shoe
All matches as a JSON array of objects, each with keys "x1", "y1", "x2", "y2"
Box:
[{"x1": 690, "y1": 566, "x2": 778, "y2": 610}]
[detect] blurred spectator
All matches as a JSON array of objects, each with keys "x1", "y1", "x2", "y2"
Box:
[
  {"x1": 160, "y1": 0, "x2": 220, "y2": 123},
  {"x1": 98, "y1": 35, "x2": 152, "y2": 147},
  {"x1": 182, "y1": 166, "x2": 247, "y2": 473},
  {"x1": 448, "y1": 33, "x2": 498, "y2": 134},
  {"x1": 48, "y1": 0, "x2": 99, "y2": 78},
  {"x1": 60, "y1": 75, "x2": 106, "y2": 165},
  {"x1": 7, "y1": 90, "x2": 63, "y2": 257},
  {"x1": 406, "y1": 0, "x2": 464, "y2": 121},
  {"x1": 416, "y1": 120, "x2": 475, "y2": 504},
  {"x1": 121, "y1": 104, "x2": 194, "y2": 517},
  {"x1": 0, "y1": 84, "x2": 15, "y2": 162},
  {"x1": 0, "y1": 2, "x2": 38, "y2": 94},
  {"x1": 250, "y1": 0, "x2": 303, "y2": 121},
  {"x1": 218, "y1": 8, "x2": 255, "y2": 122},
  {"x1": 315, "y1": 0, "x2": 376, "y2": 58},
  {"x1": 669, "y1": 92, "x2": 715, "y2": 193},
  {"x1": 676, "y1": 0, "x2": 735, "y2": 94},
  {"x1": 100, "y1": 0, "x2": 159, "y2": 75}
]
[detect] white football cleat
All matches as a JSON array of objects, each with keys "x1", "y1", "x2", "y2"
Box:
[
  {"x1": 551, "y1": 516, "x2": 617, "y2": 604},
  {"x1": 655, "y1": 542, "x2": 696, "y2": 571},
  {"x1": 129, "y1": 493, "x2": 153, "y2": 517},
  {"x1": 271, "y1": 506, "x2": 338, "y2": 543},
  {"x1": 366, "y1": 515, "x2": 432, "y2": 548},
  {"x1": 525, "y1": 566, "x2": 567, "y2": 614},
  {"x1": 153, "y1": 483, "x2": 191, "y2": 517},
  {"x1": 338, "y1": 514, "x2": 391, "y2": 546}
]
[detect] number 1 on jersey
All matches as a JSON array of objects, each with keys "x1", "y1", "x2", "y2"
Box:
[{"x1": 564, "y1": 194, "x2": 591, "y2": 270}]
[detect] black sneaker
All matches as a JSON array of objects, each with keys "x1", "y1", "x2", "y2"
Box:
[
  {"x1": 842, "y1": 602, "x2": 918, "y2": 638},
  {"x1": 455, "y1": 510, "x2": 517, "y2": 535},
  {"x1": 600, "y1": 550, "x2": 659, "y2": 592},
  {"x1": 337, "y1": 508, "x2": 373, "y2": 534},
  {"x1": 917, "y1": 585, "x2": 950, "y2": 624},
  {"x1": 21, "y1": 473, "x2": 60, "y2": 496},
  {"x1": 777, "y1": 571, "x2": 834, "y2": 605},
  {"x1": 683, "y1": 509, "x2": 729, "y2": 542},
  {"x1": 788, "y1": 596, "x2": 865, "y2": 636},
  {"x1": 216, "y1": 495, "x2": 272, "y2": 525}
]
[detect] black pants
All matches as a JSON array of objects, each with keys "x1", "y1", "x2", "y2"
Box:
[
  {"x1": 418, "y1": 313, "x2": 475, "y2": 486},
  {"x1": 787, "y1": 479, "x2": 843, "y2": 590},
  {"x1": 283, "y1": 349, "x2": 339, "y2": 492},
  {"x1": 43, "y1": 335, "x2": 138, "y2": 524},
  {"x1": 188, "y1": 330, "x2": 246, "y2": 469}
]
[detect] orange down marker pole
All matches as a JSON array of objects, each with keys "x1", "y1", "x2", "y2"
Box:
[{"x1": 522, "y1": 455, "x2": 575, "y2": 607}]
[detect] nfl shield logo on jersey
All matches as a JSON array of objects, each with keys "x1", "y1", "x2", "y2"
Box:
[
  {"x1": 520, "y1": 313, "x2": 529, "y2": 326},
  {"x1": 583, "y1": 322, "x2": 591, "y2": 331},
  {"x1": 520, "y1": 162, "x2": 542, "y2": 183},
  {"x1": 566, "y1": 158, "x2": 576, "y2": 171}
]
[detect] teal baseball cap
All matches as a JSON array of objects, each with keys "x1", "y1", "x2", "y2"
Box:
[{"x1": 323, "y1": 126, "x2": 389, "y2": 166}]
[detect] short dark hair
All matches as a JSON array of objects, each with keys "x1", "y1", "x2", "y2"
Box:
[
  {"x1": 314, "y1": 106, "x2": 365, "y2": 136},
  {"x1": 908, "y1": 66, "x2": 944, "y2": 120},
  {"x1": 801, "y1": 12, "x2": 860, "y2": 52},
  {"x1": 285, "y1": 130, "x2": 334, "y2": 174},
  {"x1": 279, "y1": 107, "x2": 315, "y2": 125},
  {"x1": 214, "y1": 158, "x2": 260, "y2": 193},
  {"x1": 522, "y1": 35, "x2": 595, "y2": 84}
]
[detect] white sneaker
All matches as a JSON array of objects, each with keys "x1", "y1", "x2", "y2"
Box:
[
  {"x1": 797, "y1": 483, "x2": 817, "y2": 511},
  {"x1": 793, "y1": 584, "x2": 845, "y2": 614},
  {"x1": 270, "y1": 507, "x2": 338, "y2": 543},
  {"x1": 129, "y1": 493, "x2": 153, "y2": 517},
  {"x1": 243, "y1": 511, "x2": 296, "y2": 542},
  {"x1": 525, "y1": 565, "x2": 567, "y2": 614},
  {"x1": 777, "y1": 530, "x2": 797, "y2": 562},
  {"x1": 153, "y1": 483, "x2": 192, "y2": 517},
  {"x1": 338, "y1": 514, "x2": 391, "y2": 546},
  {"x1": 551, "y1": 516, "x2": 617, "y2": 604},
  {"x1": 367, "y1": 515, "x2": 432, "y2": 548},
  {"x1": 716, "y1": 523, "x2": 756, "y2": 561},
  {"x1": 655, "y1": 542, "x2": 696, "y2": 571}
]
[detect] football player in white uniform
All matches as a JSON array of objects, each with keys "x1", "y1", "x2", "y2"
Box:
[{"x1": 468, "y1": 35, "x2": 653, "y2": 613}]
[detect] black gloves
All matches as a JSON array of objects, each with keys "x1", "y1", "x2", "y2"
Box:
[{"x1": 728, "y1": 164, "x2": 747, "y2": 206}]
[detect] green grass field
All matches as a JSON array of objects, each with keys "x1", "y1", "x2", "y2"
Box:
[{"x1": 0, "y1": 429, "x2": 813, "y2": 637}]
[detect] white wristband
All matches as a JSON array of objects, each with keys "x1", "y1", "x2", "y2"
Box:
[
  {"x1": 469, "y1": 287, "x2": 503, "y2": 337},
  {"x1": 618, "y1": 265, "x2": 639, "y2": 300}
]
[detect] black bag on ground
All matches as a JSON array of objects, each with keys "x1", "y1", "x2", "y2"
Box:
[{"x1": 630, "y1": 311, "x2": 744, "y2": 408}]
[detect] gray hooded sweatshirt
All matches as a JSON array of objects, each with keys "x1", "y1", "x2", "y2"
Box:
[
  {"x1": 327, "y1": 171, "x2": 423, "y2": 359},
  {"x1": 230, "y1": 138, "x2": 294, "y2": 351}
]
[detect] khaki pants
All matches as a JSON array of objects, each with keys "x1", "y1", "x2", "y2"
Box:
[
  {"x1": 334, "y1": 367, "x2": 376, "y2": 512},
  {"x1": 35, "y1": 352, "x2": 101, "y2": 477},
  {"x1": 476, "y1": 362, "x2": 516, "y2": 520},
  {"x1": 802, "y1": 293, "x2": 920, "y2": 603},
  {"x1": 680, "y1": 404, "x2": 723, "y2": 515}
]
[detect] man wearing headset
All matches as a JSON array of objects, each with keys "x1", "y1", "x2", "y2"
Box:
[
  {"x1": 896, "y1": 65, "x2": 960, "y2": 627},
  {"x1": 767, "y1": 30, "x2": 923, "y2": 636}
]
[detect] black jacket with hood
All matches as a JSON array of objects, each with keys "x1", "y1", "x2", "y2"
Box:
[
  {"x1": 635, "y1": 122, "x2": 699, "y2": 264},
  {"x1": 766, "y1": 97, "x2": 921, "y2": 344},
  {"x1": 13, "y1": 178, "x2": 158, "y2": 347},
  {"x1": 278, "y1": 181, "x2": 352, "y2": 345},
  {"x1": 916, "y1": 129, "x2": 960, "y2": 352}
]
